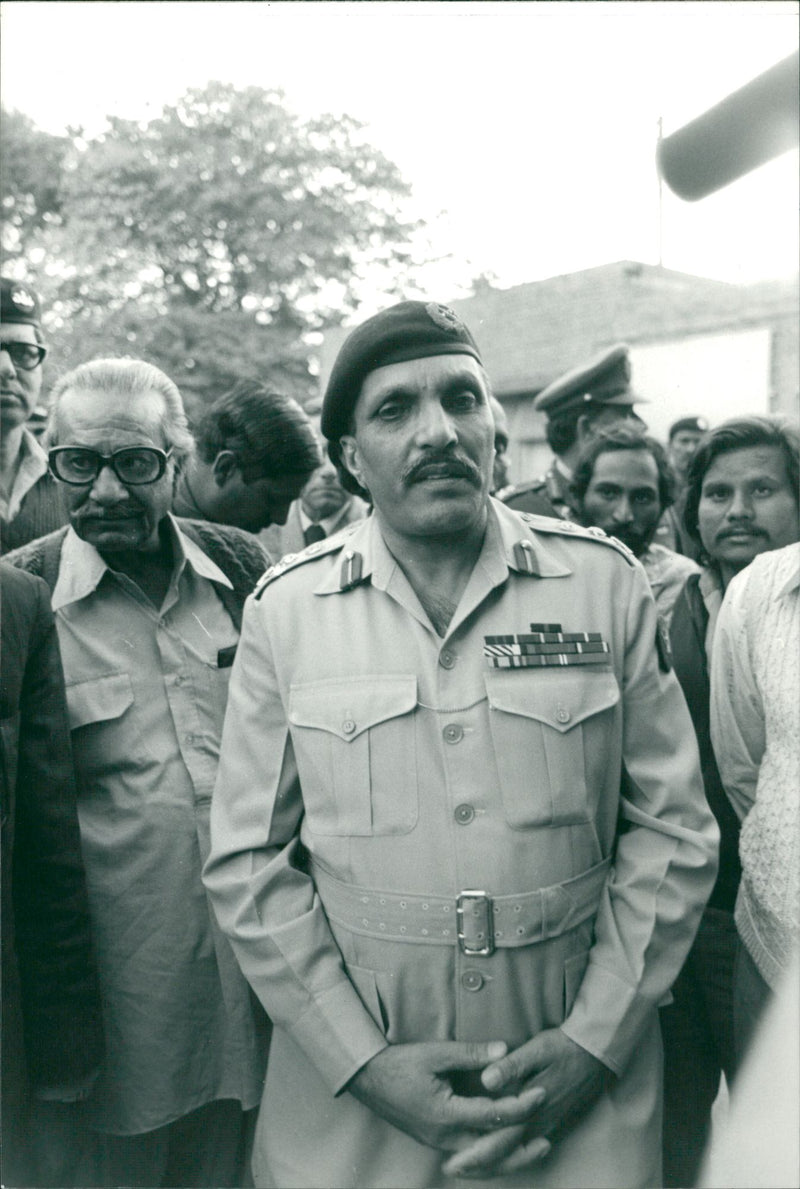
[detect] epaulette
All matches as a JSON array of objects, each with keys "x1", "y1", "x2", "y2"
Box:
[
  {"x1": 516, "y1": 512, "x2": 638, "y2": 566},
  {"x1": 254, "y1": 526, "x2": 357, "y2": 600},
  {"x1": 501, "y1": 476, "x2": 546, "y2": 500}
]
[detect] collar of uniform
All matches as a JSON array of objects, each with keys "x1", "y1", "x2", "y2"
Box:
[
  {"x1": 3, "y1": 427, "x2": 49, "y2": 521},
  {"x1": 312, "y1": 498, "x2": 570, "y2": 596},
  {"x1": 492, "y1": 498, "x2": 572, "y2": 579},
  {"x1": 52, "y1": 514, "x2": 232, "y2": 611}
]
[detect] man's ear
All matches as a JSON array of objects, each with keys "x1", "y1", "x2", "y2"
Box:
[
  {"x1": 212, "y1": 450, "x2": 238, "y2": 488},
  {"x1": 338, "y1": 435, "x2": 365, "y2": 491}
]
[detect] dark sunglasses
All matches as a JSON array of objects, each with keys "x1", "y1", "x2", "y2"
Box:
[
  {"x1": 49, "y1": 446, "x2": 173, "y2": 486},
  {"x1": 1, "y1": 341, "x2": 47, "y2": 371}
]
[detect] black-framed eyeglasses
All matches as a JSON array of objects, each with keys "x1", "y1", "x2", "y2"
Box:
[
  {"x1": 1, "y1": 341, "x2": 47, "y2": 371},
  {"x1": 48, "y1": 446, "x2": 173, "y2": 486}
]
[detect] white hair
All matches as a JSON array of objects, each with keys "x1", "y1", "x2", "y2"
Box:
[{"x1": 48, "y1": 358, "x2": 195, "y2": 465}]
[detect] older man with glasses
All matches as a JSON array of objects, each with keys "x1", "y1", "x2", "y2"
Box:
[
  {"x1": 0, "y1": 277, "x2": 69, "y2": 553},
  {"x1": 6, "y1": 358, "x2": 271, "y2": 1188}
]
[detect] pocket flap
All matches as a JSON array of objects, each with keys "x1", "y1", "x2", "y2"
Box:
[
  {"x1": 485, "y1": 669, "x2": 619, "y2": 732},
  {"x1": 289, "y1": 675, "x2": 417, "y2": 741},
  {"x1": 66, "y1": 672, "x2": 134, "y2": 729}
]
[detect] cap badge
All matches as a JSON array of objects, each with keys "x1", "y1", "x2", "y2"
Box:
[
  {"x1": 11, "y1": 286, "x2": 35, "y2": 312},
  {"x1": 425, "y1": 303, "x2": 464, "y2": 333}
]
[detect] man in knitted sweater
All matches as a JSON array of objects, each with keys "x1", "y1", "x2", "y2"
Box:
[
  {"x1": 5, "y1": 358, "x2": 271, "y2": 1188},
  {"x1": 0, "y1": 278, "x2": 69, "y2": 554}
]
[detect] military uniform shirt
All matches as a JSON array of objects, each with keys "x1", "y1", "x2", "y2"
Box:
[{"x1": 204, "y1": 500, "x2": 718, "y2": 1188}]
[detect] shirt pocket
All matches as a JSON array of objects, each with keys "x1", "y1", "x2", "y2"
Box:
[
  {"x1": 288, "y1": 675, "x2": 418, "y2": 836},
  {"x1": 65, "y1": 672, "x2": 135, "y2": 782},
  {"x1": 485, "y1": 669, "x2": 620, "y2": 828}
]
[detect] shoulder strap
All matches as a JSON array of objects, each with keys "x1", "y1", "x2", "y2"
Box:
[
  {"x1": 518, "y1": 512, "x2": 638, "y2": 566},
  {"x1": 254, "y1": 524, "x2": 356, "y2": 599}
]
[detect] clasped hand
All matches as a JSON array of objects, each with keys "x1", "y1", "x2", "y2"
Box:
[{"x1": 348, "y1": 1029, "x2": 608, "y2": 1179}]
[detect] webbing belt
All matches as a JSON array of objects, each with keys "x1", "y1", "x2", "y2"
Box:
[{"x1": 313, "y1": 856, "x2": 612, "y2": 956}]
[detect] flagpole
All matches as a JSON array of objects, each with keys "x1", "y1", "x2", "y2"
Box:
[{"x1": 657, "y1": 116, "x2": 664, "y2": 268}]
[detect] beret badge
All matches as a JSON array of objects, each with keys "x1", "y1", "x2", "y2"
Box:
[
  {"x1": 11, "y1": 286, "x2": 36, "y2": 312},
  {"x1": 425, "y1": 302, "x2": 464, "y2": 333}
]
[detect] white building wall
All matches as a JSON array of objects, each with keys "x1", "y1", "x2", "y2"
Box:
[{"x1": 630, "y1": 328, "x2": 772, "y2": 443}]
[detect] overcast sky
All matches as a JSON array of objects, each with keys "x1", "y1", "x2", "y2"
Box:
[{"x1": 2, "y1": 0, "x2": 798, "y2": 301}]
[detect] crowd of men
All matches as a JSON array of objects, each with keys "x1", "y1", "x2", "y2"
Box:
[{"x1": 1, "y1": 275, "x2": 798, "y2": 1189}]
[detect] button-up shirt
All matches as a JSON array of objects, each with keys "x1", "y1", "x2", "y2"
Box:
[
  {"x1": 204, "y1": 500, "x2": 717, "y2": 1187},
  {"x1": 52, "y1": 518, "x2": 267, "y2": 1134}
]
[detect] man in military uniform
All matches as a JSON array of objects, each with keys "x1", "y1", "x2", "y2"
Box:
[
  {"x1": 1, "y1": 278, "x2": 68, "y2": 553},
  {"x1": 204, "y1": 302, "x2": 717, "y2": 1188},
  {"x1": 501, "y1": 344, "x2": 646, "y2": 519}
]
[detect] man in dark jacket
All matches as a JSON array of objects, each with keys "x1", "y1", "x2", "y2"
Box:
[{"x1": 1, "y1": 562, "x2": 103, "y2": 1187}]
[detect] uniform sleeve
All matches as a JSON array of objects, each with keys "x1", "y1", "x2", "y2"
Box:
[
  {"x1": 203, "y1": 592, "x2": 388, "y2": 1094},
  {"x1": 14, "y1": 579, "x2": 104, "y2": 1091},
  {"x1": 561, "y1": 561, "x2": 719, "y2": 1076},
  {"x1": 709, "y1": 571, "x2": 764, "y2": 822}
]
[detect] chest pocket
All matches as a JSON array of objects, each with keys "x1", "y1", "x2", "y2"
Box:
[
  {"x1": 485, "y1": 669, "x2": 620, "y2": 827},
  {"x1": 289, "y1": 675, "x2": 418, "y2": 836},
  {"x1": 66, "y1": 672, "x2": 135, "y2": 784}
]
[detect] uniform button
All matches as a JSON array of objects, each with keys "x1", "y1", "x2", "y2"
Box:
[
  {"x1": 185, "y1": 733, "x2": 195, "y2": 745},
  {"x1": 342, "y1": 719, "x2": 356, "y2": 735},
  {"x1": 443, "y1": 723, "x2": 463, "y2": 744},
  {"x1": 454, "y1": 803, "x2": 475, "y2": 825},
  {"x1": 461, "y1": 970, "x2": 484, "y2": 992},
  {"x1": 174, "y1": 674, "x2": 185, "y2": 687},
  {"x1": 439, "y1": 650, "x2": 456, "y2": 670},
  {"x1": 556, "y1": 705, "x2": 571, "y2": 724}
]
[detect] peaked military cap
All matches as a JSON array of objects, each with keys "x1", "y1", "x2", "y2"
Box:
[
  {"x1": 534, "y1": 344, "x2": 643, "y2": 419},
  {"x1": 1, "y1": 277, "x2": 42, "y2": 328},
  {"x1": 669, "y1": 415, "x2": 709, "y2": 439}
]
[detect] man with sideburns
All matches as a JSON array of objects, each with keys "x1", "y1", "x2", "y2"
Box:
[{"x1": 204, "y1": 301, "x2": 718, "y2": 1189}]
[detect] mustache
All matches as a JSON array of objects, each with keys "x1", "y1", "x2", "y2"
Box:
[
  {"x1": 716, "y1": 525, "x2": 767, "y2": 539},
  {"x1": 403, "y1": 451, "x2": 482, "y2": 488},
  {"x1": 74, "y1": 504, "x2": 143, "y2": 521}
]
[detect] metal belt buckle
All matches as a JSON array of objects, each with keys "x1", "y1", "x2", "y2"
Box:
[{"x1": 456, "y1": 890, "x2": 495, "y2": 957}]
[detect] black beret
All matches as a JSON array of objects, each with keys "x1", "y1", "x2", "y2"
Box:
[
  {"x1": 1, "y1": 277, "x2": 42, "y2": 327},
  {"x1": 669, "y1": 415, "x2": 709, "y2": 439},
  {"x1": 321, "y1": 301, "x2": 483, "y2": 444},
  {"x1": 534, "y1": 344, "x2": 644, "y2": 419}
]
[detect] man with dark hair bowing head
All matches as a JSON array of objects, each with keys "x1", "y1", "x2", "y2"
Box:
[{"x1": 204, "y1": 301, "x2": 718, "y2": 1189}]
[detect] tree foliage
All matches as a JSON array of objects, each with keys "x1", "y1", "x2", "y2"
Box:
[
  {"x1": 2, "y1": 83, "x2": 423, "y2": 410},
  {"x1": 1, "y1": 108, "x2": 69, "y2": 259}
]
